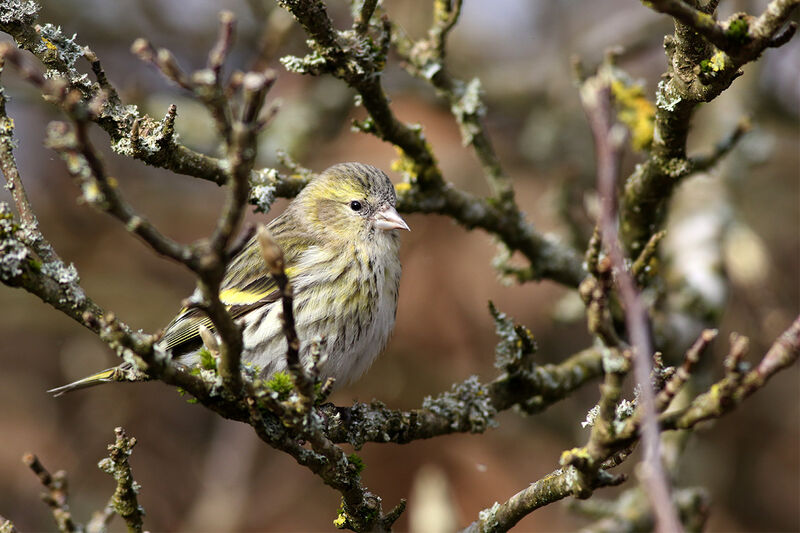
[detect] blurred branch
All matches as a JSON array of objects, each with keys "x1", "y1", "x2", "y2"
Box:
[
  {"x1": 249, "y1": 6, "x2": 295, "y2": 72},
  {"x1": 690, "y1": 117, "x2": 750, "y2": 172},
  {"x1": 630, "y1": 230, "x2": 666, "y2": 286},
  {"x1": 21, "y1": 429, "x2": 145, "y2": 533},
  {"x1": 0, "y1": 516, "x2": 17, "y2": 533},
  {"x1": 662, "y1": 314, "x2": 800, "y2": 430},
  {"x1": 578, "y1": 57, "x2": 682, "y2": 532},
  {"x1": 571, "y1": 486, "x2": 709, "y2": 533},
  {"x1": 354, "y1": 0, "x2": 380, "y2": 35},
  {"x1": 22, "y1": 454, "x2": 81, "y2": 533},
  {"x1": 656, "y1": 329, "x2": 717, "y2": 411},
  {"x1": 86, "y1": 505, "x2": 115, "y2": 533},
  {"x1": 620, "y1": 0, "x2": 798, "y2": 254}
]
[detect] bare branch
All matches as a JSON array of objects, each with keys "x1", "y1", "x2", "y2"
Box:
[
  {"x1": 631, "y1": 230, "x2": 666, "y2": 285},
  {"x1": 396, "y1": 184, "x2": 585, "y2": 286},
  {"x1": 353, "y1": 0, "x2": 379, "y2": 34},
  {"x1": 278, "y1": 0, "x2": 586, "y2": 287},
  {"x1": 0, "y1": 10, "x2": 249, "y2": 188},
  {"x1": 462, "y1": 467, "x2": 625, "y2": 533},
  {"x1": 0, "y1": 66, "x2": 34, "y2": 228},
  {"x1": 571, "y1": 485, "x2": 710, "y2": 533},
  {"x1": 208, "y1": 11, "x2": 236, "y2": 82},
  {"x1": 324, "y1": 347, "x2": 604, "y2": 447},
  {"x1": 391, "y1": 2, "x2": 514, "y2": 207},
  {"x1": 256, "y1": 225, "x2": 314, "y2": 405},
  {"x1": 22, "y1": 454, "x2": 81, "y2": 533},
  {"x1": 580, "y1": 64, "x2": 683, "y2": 532},
  {"x1": 97, "y1": 428, "x2": 145, "y2": 533},
  {"x1": 662, "y1": 314, "x2": 800, "y2": 430},
  {"x1": 690, "y1": 117, "x2": 751, "y2": 172},
  {"x1": 621, "y1": 0, "x2": 799, "y2": 253},
  {"x1": 656, "y1": 329, "x2": 717, "y2": 411},
  {"x1": 46, "y1": 120, "x2": 193, "y2": 264}
]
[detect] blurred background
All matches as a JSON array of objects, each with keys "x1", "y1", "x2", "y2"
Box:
[{"x1": 1, "y1": 0, "x2": 797, "y2": 531}]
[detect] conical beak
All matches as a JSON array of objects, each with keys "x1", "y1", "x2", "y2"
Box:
[{"x1": 373, "y1": 205, "x2": 410, "y2": 232}]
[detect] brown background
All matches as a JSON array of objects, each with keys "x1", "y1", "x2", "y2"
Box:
[{"x1": 1, "y1": 1, "x2": 798, "y2": 531}]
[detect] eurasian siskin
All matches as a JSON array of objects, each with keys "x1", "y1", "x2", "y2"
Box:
[{"x1": 51, "y1": 162, "x2": 409, "y2": 394}]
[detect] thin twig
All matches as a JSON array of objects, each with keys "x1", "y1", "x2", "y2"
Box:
[
  {"x1": 391, "y1": 1, "x2": 514, "y2": 206},
  {"x1": 656, "y1": 329, "x2": 718, "y2": 411},
  {"x1": 354, "y1": 0, "x2": 379, "y2": 34},
  {"x1": 661, "y1": 314, "x2": 800, "y2": 430},
  {"x1": 46, "y1": 120, "x2": 193, "y2": 265},
  {"x1": 581, "y1": 76, "x2": 683, "y2": 532},
  {"x1": 22, "y1": 454, "x2": 81, "y2": 533},
  {"x1": 256, "y1": 226, "x2": 316, "y2": 405},
  {"x1": 631, "y1": 230, "x2": 666, "y2": 285},
  {"x1": 278, "y1": 1, "x2": 586, "y2": 287},
  {"x1": 208, "y1": 11, "x2": 236, "y2": 82},
  {"x1": 691, "y1": 117, "x2": 751, "y2": 172}
]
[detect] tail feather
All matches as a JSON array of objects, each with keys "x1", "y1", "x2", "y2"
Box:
[{"x1": 48, "y1": 365, "x2": 142, "y2": 396}]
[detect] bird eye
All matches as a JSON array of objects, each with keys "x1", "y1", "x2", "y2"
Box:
[{"x1": 349, "y1": 200, "x2": 363, "y2": 211}]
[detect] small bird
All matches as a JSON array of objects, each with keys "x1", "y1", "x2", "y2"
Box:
[{"x1": 50, "y1": 162, "x2": 409, "y2": 395}]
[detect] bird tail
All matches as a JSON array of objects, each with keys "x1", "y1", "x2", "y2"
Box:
[{"x1": 48, "y1": 365, "x2": 140, "y2": 396}]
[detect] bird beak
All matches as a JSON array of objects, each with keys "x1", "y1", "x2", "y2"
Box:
[{"x1": 373, "y1": 205, "x2": 410, "y2": 232}]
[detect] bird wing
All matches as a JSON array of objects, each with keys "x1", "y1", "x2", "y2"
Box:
[{"x1": 161, "y1": 222, "x2": 310, "y2": 357}]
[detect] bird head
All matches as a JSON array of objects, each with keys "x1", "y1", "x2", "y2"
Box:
[{"x1": 296, "y1": 163, "x2": 410, "y2": 242}]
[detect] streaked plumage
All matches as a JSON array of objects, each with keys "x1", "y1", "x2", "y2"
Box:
[{"x1": 51, "y1": 163, "x2": 408, "y2": 394}]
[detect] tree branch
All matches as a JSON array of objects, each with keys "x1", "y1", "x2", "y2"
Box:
[
  {"x1": 97, "y1": 428, "x2": 145, "y2": 533},
  {"x1": 461, "y1": 467, "x2": 625, "y2": 533},
  {"x1": 579, "y1": 59, "x2": 682, "y2": 533},
  {"x1": 662, "y1": 314, "x2": 800, "y2": 430},
  {"x1": 22, "y1": 453, "x2": 81, "y2": 533},
  {"x1": 277, "y1": 0, "x2": 586, "y2": 288},
  {"x1": 621, "y1": 0, "x2": 799, "y2": 253},
  {"x1": 391, "y1": 0, "x2": 514, "y2": 206}
]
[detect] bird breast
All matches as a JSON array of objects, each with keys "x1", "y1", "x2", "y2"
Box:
[{"x1": 241, "y1": 234, "x2": 401, "y2": 385}]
